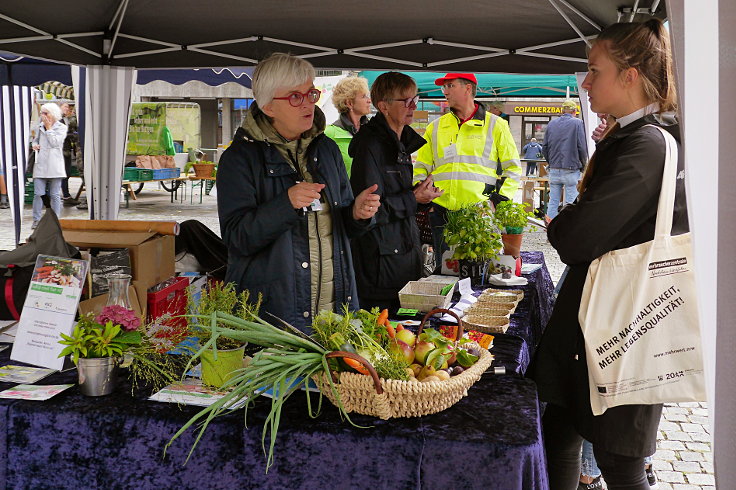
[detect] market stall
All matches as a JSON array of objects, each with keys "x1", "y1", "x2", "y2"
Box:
[{"x1": 0, "y1": 253, "x2": 553, "y2": 489}]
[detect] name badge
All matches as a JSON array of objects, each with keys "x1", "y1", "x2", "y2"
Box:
[{"x1": 444, "y1": 143, "x2": 458, "y2": 159}]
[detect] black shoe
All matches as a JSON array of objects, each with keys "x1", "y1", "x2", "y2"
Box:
[
  {"x1": 577, "y1": 476, "x2": 603, "y2": 490},
  {"x1": 63, "y1": 197, "x2": 79, "y2": 206},
  {"x1": 645, "y1": 466, "x2": 658, "y2": 489}
]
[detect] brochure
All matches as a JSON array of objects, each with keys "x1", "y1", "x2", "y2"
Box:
[
  {"x1": 0, "y1": 364, "x2": 56, "y2": 383},
  {"x1": 11, "y1": 255, "x2": 89, "y2": 370},
  {"x1": 149, "y1": 380, "x2": 246, "y2": 409},
  {"x1": 0, "y1": 384, "x2": 73, "y2": 401},
  {"x1": 0, "y1": 321, "x2": 18, "y2": 343}
]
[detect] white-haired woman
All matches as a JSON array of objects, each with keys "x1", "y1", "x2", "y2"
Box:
[
  {"x1": 325, "y1": 76, "x2": 371, "y2": 176},
  {"x1": 216, "y1": 53, "x2": 380, "y2": 333},
  {"x1": 31, "y1": 102, "x2": 68, "y2": 228}
]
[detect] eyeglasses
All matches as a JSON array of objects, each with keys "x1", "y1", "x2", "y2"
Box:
[
  {"x1": 359, "y1": 94, "x2": 371, "y2": 100},
  {"x1": 388, "y1": 95, "x2": 419, "y2": 108},
  {"x1": 272, "y1": 88, "x2": 321, "y2": 107},
  {"x1": 441, "y1": 83, "x2": 460, "y2": 93}
]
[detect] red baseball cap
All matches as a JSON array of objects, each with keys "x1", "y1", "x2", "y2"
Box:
[{"x1": 434, "y1": 73, "x2": 478, "y2": 85}]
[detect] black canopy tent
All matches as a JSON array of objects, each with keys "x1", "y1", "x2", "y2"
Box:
[{"x1": 0, "y1": 1, "x2": 664, "y2": 72}]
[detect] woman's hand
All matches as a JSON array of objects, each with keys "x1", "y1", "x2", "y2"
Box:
[
  {"x1": 288, "y1": 182, "x2": 325, "y2": 209},
  {"x1": 32, "y1": 144, "x2": 40, "y2": 151},
  {"x1": 353, "y1": 184, "x2": 381, "y2": 220},
  {"x1": 41, "y1": 113, "x2": 54, "y2": 130},
  {"x1": 413, "y1": 175, "x2": 443, "y2": 204}
]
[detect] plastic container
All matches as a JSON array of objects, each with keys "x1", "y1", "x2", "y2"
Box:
[
  {"x1": 123, "y1": 167, "x2": 154, "y2": 181},
  {"x1": 151, "y1": 167, "x2": 180, "y2": 180},
  {"x1": 147, "y1": 276, "x2": 190, "y2": 348}
]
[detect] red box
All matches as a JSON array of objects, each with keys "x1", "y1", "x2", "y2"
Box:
[{"x1": 148, "y1": 276, "x2": 189, "y2": 320}]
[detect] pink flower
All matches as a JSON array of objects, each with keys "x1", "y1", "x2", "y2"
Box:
[{"x1": 96, "y1": 305, "x2": 141, "y2": 331}]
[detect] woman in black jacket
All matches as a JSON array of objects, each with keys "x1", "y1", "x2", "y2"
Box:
[
  {"x1": 348, "y1": 72, "x2": 442, "y2": 311},
  {"x1": 527, "y1": 20, "x2": 687, "y2": 489}
]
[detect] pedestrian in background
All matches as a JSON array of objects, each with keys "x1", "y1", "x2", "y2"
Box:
[
  {"x1": 325, "y1": 76, "x2": 372, "y2": 177},
  {"x1": 542, "y1": 99, "x2": 588, "y2": 222},
  {"x1": 522, "y1": 137, "x2": 544, "y2": 176},
  {"x1": 31, "y1": 102, "x2": 68, "y2": 228}
]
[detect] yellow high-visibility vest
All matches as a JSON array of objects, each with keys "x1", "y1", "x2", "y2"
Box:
[{"x1": 414, "y1": 104, "x2": 521, "y2": 210}]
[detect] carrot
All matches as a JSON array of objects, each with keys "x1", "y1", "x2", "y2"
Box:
[
  {"x1": 385, "y1": 324, "x2": 396, "y2": 339},
  {"x1": 343, "y1": 357, "x2": 370, "y2": 376},
  {"x1": 377, "y1": 309, "x2": 389, "y2": 328},
  {"x1": 395, "y1": 323, "x2": 405, "y2": 332}
]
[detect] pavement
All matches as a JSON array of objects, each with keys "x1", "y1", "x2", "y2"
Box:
[{"x1": 0, "y1": 179, "x2": 715, "y2": 488}]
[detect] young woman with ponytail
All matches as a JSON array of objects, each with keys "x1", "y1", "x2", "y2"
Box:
[{"x1": 528, "y1": 19, "x2": 688, "y2": 489}]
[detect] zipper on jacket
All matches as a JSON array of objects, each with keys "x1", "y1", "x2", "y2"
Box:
[{"x1": 314, "y1": 209, "x2": 323, "y2": 314}]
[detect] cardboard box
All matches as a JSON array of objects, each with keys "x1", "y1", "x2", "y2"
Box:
[
  {"x1": 522, "y1": 180, "x2": 536, "y2": 213},
  {"x1": 78, "y1": 285, "x2": 143, "y2": 320},
  {"x1": 62, "y1": 230, "x2": 175, "y2": 290}
]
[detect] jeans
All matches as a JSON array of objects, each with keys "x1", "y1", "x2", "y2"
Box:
[
  {"x1": 543, "y1": 404, "x2": 649, "y2": 489},
  {"x1": 33, "y1": 177, "x2": 62, "y2": 222},
  {"x1": 581, "y1": 440, "x2": 602, "y2": 478},
  {"x1": 526, "y1": 161, "x2": 537, "y2": 176},
  {"x1": 547, "y1": 168, "x2": 580, "y2": 220}
]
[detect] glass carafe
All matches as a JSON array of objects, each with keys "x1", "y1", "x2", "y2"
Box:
[{"x1": 105, "y1": 273, "x2": 132, "y2": 309}]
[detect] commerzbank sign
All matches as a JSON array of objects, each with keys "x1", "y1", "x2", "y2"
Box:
[{"x1": 508, "y1": 104, "x2": 579, "y2": 115}]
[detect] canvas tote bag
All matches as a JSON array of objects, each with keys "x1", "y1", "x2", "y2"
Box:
[{"x1": 579, "y1": 126, "x2": 706, "y2": 416}]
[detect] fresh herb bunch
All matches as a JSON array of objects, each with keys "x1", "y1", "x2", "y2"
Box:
[
  {"x1": 187, "y1": 282, "x2": 262, "y2": 350},
  {"x1": 169, "y1": 309, "x2": 354, "y2": 471},
  {"x1": 444, "y1": 201, "x2": 502, "y2": 261},
  {"x1": 493, "y1": 200, "x2": 536, "y2": 233},
  {"x1": 311, "y1": 307, "x2": 409, "y2": 381}
]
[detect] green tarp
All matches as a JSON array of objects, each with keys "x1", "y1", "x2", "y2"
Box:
[{"x1": 358, "y1": 71, "x2": 579, "y2": 98}]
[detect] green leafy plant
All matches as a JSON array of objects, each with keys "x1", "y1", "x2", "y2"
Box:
[
  {"x1": 59, "y1": 314, "x2": 142, "y2": 364},
  {"x1": 493, "y1": 200, "x2": 536, "y2": 234},
  {"x1": 444, "y1": 201, "x2": 502, "y2": 261},
  {"x1": 187, "y1": 282, "x2": 262, "y2": 350},
  {"x1": 184, "y1": 160, "x2": 217, "y2": 176}
]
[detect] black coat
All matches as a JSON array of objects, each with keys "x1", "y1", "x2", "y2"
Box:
[
  {"x1": 527, "y1": 114, "x2": 689, "y2": 457},
  {"x1": 217, "y1": 126, "x2": 367, "y2": 332},
  {"x1": 348, "y1": 113, "x2": 426, "y2": 307}
]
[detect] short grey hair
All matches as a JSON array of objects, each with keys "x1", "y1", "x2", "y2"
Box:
[
  {"x1": 41, "y1": 102, "x2": 62, "y2": 121},
  {"x1": 252, "y1": 53, "x2": 317, "y2": 107}
]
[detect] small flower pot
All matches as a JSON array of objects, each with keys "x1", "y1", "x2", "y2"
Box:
[
  {"x1": 201, "y1": 345, "x2": 246, "y2": 388},
  {"x1": 458, "y1": 259, "x2": 491, "y2": 287},
  {"x1": 77, "y1": 357, "x2": 120, "y2": 396},
  {"x1": 501, "y1": 233, "x2": 523, "y2": 257},
  {"x1": 192, "y1": 163, "x2": 215, "y2": 178}
]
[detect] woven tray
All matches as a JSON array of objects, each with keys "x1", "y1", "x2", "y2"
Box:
[
  {"x1": 315, "y1": 308, "x2": 493, "y2": 419},
  {"x1": 475, "y1": 296, "x2": 517, "y2": 313},
  {"x1": 461, "y1": 312, "x2": 511, "y2": 334},
  {"x1": 466, "y1": 304, "x2": 512, "y2": 318},
  {"x1": 398, "y1": 281, "x2": 454, "y2": 312},
  {"x1": 479, "y1": 288, "x2": 524, "y2": 304}
]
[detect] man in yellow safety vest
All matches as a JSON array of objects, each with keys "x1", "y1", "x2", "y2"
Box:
[{"x1": 414, "y1": 73, "x2": 522, "y2": 269}]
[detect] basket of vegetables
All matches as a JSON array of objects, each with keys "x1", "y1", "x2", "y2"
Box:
[{"x1": 312, "y1": 308, "x2": 493, "y2": 420}]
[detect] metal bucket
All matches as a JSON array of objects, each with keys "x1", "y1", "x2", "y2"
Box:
[{"x1": 77, "y1": 357, "x2": 120, "y2": 396}]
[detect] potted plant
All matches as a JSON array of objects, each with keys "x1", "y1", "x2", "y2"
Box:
[
  {"x1": 185, "y1": 160, "x2": 217, "y2": 178},
  {"x1": 493, "y1": 200, "x2": 536, "y2": 257},
  {"x1": 58, "y1": 305, "x2": 186, "y2": 396},
  {"x1": 443, "y1": 201, "x2": 502, "y2": 285},
  {"x1": 187, "y1": 282, "x2": 261, "y2": 387}
]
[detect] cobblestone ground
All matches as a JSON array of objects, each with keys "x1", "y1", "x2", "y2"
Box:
[{"x1": 0, "y1": 181, "x2": 715, "y2": 488}]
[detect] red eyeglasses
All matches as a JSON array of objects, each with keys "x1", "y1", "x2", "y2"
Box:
[{"x1": 272, "y1": 88, "x2": 322, "y2": 107}]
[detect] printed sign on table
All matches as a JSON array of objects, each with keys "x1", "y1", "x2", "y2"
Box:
[{"x1": 10, "y1": 255, "x2": 88, "y2": 370}]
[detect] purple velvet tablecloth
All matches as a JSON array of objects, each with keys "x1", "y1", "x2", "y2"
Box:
[{"x1": 0, "y1": 253, "x2": 554, "y2": 489}]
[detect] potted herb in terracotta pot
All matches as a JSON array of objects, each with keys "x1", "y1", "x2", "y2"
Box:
[
  {"x1": 443, "y1": 201, "x2": 502, "y2": 286},
  {"x1": 187, "y1": 282, "x2": 261, "y2": 388},
  {"x1": 493, "y1": 200, "x2": 536, "y2": 257}
]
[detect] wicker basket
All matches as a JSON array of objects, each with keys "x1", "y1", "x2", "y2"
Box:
[
  {"x1": 466, "y1": 304, "x2": 512, "y2": 318},
  {"x1": 398, "y1": 281, "x2": 454, "y2": 312},
  {"x1": 192, "y1": 163, "x2": 216, "y2": 178},
  {"x1": 315, "y1": 309, "x2": 493, "y2": 419},
  {"x1": 461, "y1": 312, "x2": 511, "y2": 334},
  {"x1": 479, "y1": 288, "x2": 524, "y2": 304},
  {"x1": 475, "y1": 296, "x2": 517, "y2": 313}
]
